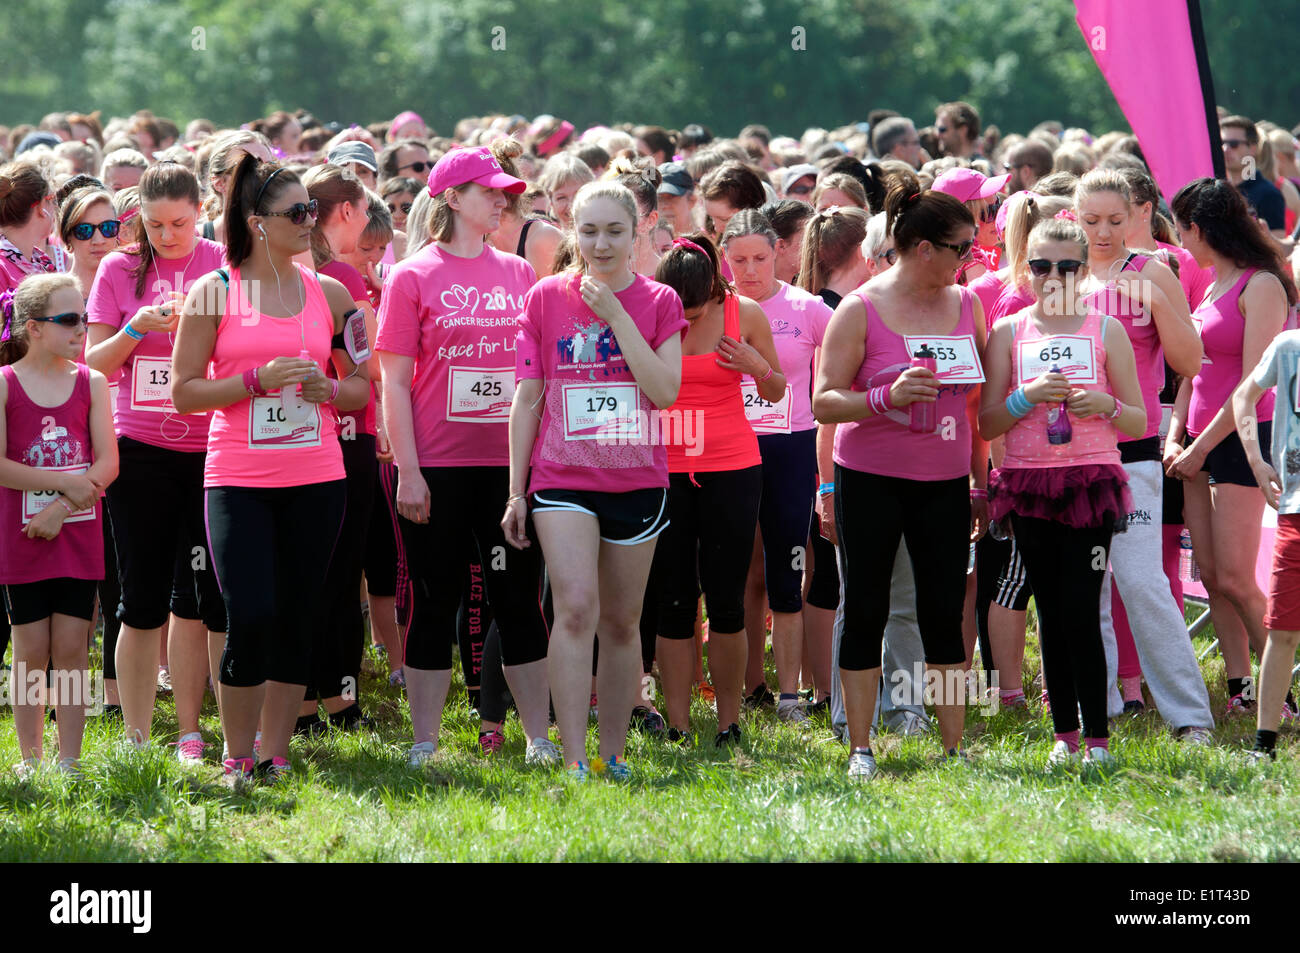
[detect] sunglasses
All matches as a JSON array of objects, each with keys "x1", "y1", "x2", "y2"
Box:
[
  {"x1": 262, "y1": 199, "x2": 319, "y2": 226},
  {"x1": 71, "y1": 220, "x2": 122, "y2": 241},
  {"x1": 936, "y1": 125, "x2": 949, "y2": 134},
  {"x1": 32, "y1": 311, "x2": 89, "y2": 329},
  {"x1": 1027, "y1": 258, "x2": 1084, "y2": 278},
  {"x1": 397, "y1": 161, "x2": 432, "y2": 174},
  {"x1": 875, "y1": 248, "x2": 898, "y2": 265},
  {"x1": 786, "y1": 185, "x2": 813, "y2": 197},
  {"x1": 387, "y1": 201, "x2": 413, "y2": 215},
  {"x1": 980, "y1": 198, "x2": 1003, "y2": 223},
  {"x1": 933, "y1": 238, "x2": 974, "y2": 260},
  {"x1": 1221, "y1": 139, "x2": 1249, "y2": 150}
]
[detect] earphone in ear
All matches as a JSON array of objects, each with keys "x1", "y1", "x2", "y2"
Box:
[{"x1": 257, "y1": 224, "x2": 266, "y2": 239}]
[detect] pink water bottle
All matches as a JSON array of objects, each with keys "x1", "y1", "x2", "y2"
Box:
[
  {"x1": 1046, "y1": 363, "x2": 1073, "y2": 445},
  {"x1": 909, "y1": 343, "x2": 937, "y2": 434}
]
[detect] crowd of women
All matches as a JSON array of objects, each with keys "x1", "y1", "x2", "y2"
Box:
[{"x1": 2, "y1": 102, "x2": 1299, "y2": 784}]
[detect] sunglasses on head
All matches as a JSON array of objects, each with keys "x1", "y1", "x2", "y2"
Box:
[
  {"x1": 32, "y1": 311, "x2": 89, "y2": 329},
  {"x1": 261, "y1": 199, "x2": 319, "y2": 225},
  {"x1": 980, "y1": 198, "x2": 1003, "y2": 223},
  {"x1": 397, "y1": 161, "x2": 432, "y2": 174},
  {"x1": 387, "y1": 201, "x2": 413, "y2": 215},
  {"x1": 71, "y1": 220, "x2": 122, "y2": 241},
  {"x1": 933, "y1": 238, "x2": 974, "y2": 260},
  {"x1": 1027, "y1": 258, "x2": 1084, "y2": 278}
]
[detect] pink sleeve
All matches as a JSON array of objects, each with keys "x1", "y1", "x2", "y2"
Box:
[
  {"x1": 650, "y1": 287, "x2": 687, "y2": 350},
  {"x1": 87, "y1": 258, "x2": 125, "y2": 330},
  {"x1": 515, "y1": 282, "x2": 544, "y2": 380},
  {"x1": 373, "y1": 268, "x2": 418, "y2": 357}
]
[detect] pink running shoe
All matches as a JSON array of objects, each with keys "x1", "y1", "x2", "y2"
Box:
[{"x1": 479, "y1": 728, "x2": 505, "y2": 755}]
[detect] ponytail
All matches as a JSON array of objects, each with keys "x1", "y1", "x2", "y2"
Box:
[
  {"x1": 225, "y1": 154, "x2": 300, "y2": 268},
  {"x1": 654, "y1": 233, "x2": 732, "y2": 309}
]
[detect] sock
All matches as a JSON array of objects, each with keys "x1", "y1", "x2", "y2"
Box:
[
  {"x1": 1083, "y1": 736, "x2": 1109, "y2": 750},
  {"x1": 1254, "y1": 729, "x2": 1278, "y2": 753},
  {"x1": 1227, "y1": 677, "x2": 1246, "y2": 700},
  {"x1": 851, "y1": 746, "x2": 874, "y2": 756},
  {"x1": 1000, "y1": 688, "x2": 1025, "y2": 702},
  {"x1": 1054, "y1": 730, "x2": 1080, "y2": 753},
  {"x1": 1120, "y1": 676, "x2": 1142, "y2": 702},
  {"x1": 778, "y1": 693, "x2": 799, "y2": 702},
  {"x1": 1287, "y1": 690, "x2": 1297, "y2": 711}
]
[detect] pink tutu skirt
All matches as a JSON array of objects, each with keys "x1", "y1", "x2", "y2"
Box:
[{"x1": 990, "y1": 464, "x2": 1132, "y2": 531}]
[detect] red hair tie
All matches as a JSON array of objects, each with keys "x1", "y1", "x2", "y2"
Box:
[
  {"x1": 672, "y1": 237, "x2": 708, "y2": 257},
  {"x1": 1055, "y1": 209, "x2": 1077, "y2": 222}
]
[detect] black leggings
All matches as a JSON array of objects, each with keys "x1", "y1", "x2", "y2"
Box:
[
  {"x1": 655, "y1": 466, "x2": 762, "y2": 639},
  {"x1": 755, "y1": 430, "x2": 818, "y2": 612},
  {"x1": 397, "y1": 467, "x2": 548, "y2": 671},
  {"x1": 456, "y1": 557, "x2": 492, "y2": 691},
  {"x1": 307, "y1": 436, "x2": 376, "y2": 701},
  {"x1": 98, "y1": 508, "x2": 122, "y2": 679},
  {"x1": 1010, "y1": 514, "x2": 1112, "y2": 739},
  {"x1": 805, "y1": 510, "x2": 839, "y2": 610},
  {"x1": 834, "y1": 467, "x2": 969, "y2": 670},
  {"x1": 206, "y1": 481, "x2": 346, "y2": 687}
]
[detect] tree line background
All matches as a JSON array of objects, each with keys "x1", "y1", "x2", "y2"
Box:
[{"x1": 4, "y1": 0, "x2": 1297, "y2": 138}]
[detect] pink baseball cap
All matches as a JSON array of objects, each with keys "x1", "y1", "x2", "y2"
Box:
[
  {"x1": 426, "y1": 146, "x2": 527, "y2": 197},
  {"x1": 995, "y1": 190, "x2": 1044, "y2": 240},
  {"x1": 390, "y1": 111, "x2": 425, "y2": 140},
  {"x1": 932, "y1": 167, "x2": 1011, "y2": 203}
]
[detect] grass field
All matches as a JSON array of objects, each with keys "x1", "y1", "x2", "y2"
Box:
[{"x1": 0, "y1": 611, "x2": 1296, "y2": 863}]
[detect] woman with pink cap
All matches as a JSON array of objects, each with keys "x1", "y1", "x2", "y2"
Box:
[
  {"x1": 527, "y1": 116, "x2": 575, "y2": 160},
  {"x1": 376, "y1": 146, "x2": 554, "y2": 768},
  {"x1": 388, "y1": 111, "x2": 427, "y2": 144},
  {"x1": 930, "y1": 167, "x2": 1010, "y2": 285}
]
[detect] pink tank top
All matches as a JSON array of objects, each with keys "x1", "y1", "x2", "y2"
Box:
[
  {"x1": 0, "y1": 364, "x2": 105, "y2": 583},
  {"x1": 1189, "y1": 268, "x2": 1271, "y2": 434},
  {"x1": 833, "y1": 286, "x2": 978, "y2": 482},
  {"x1": 1084, "y1": 254, "x2": 1161, "y2": 441},
  {"x1": 1001, "y1": 309, "x2": 1121, "y2": 469},
  {"x1": 666, "y1": 295, "x2": 761, "y2": 473},
  {"x1": 204, "y1": 264, "x2": 345, "y2": 489}
]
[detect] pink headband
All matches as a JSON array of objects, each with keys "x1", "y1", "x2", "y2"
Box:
[
  {"x1": 120, "y1": 207, "x2": 139, "y2": 225},
  {"x1": 672, "y1": 237, "x2": 708, "y2": 258},
  {"x1": 535, "y1": 121, "x2": 574, "y2": 156}
]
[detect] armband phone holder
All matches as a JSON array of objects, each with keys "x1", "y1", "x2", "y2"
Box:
[{"x1": 343, "y1": 309, "x2": 371, "y2": 364}]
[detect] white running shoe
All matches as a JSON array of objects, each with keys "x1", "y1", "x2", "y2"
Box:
[
  {"x1": 776, "y1": 698, "x2": 809, "y2": 724},
  {"x1": 1047, "y1": 740, "x2": 1080, "y2": 767},
  {"x1": 895, "y1": 711, "x2": 931, "y2": 737},
  {"x1": 525, "y1": 737, "x2": 562, "y2": 765},
  {"x1": 174, "y1": 732, "x2": 207, "y2": 764},
  {"x1": 1176, "y1": 726, "x2": 1213, "y2": 746},
  {"x1": 1083, "y1": 745, "x2": 1114, "y2": 766},
  {"x1": 847, "y1": 749, "x2": 878, "y2": 780},
  {"x1": 406, "y1": 741, "x2": 437, "y2": 767}
]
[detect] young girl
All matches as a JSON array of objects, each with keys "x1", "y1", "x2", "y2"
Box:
[
  {"x1": 980, "y1": 218, "x2": 1146, "y2": 766},
  {"x1": 504, "y1": 181, "x2": 685, "y2": 779},
  {"x1": 0, "y1": 274, "x2": 118, "y2": 775}
]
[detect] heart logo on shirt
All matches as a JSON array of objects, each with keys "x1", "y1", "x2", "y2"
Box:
[{"x1": 440, "y1": 284, "x2": 480, "y2": 316}]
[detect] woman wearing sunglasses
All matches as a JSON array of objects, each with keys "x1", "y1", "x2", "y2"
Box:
[
  {"x1": 377, "y1": 140, "x2": 432, "y2": 186},
  {"x1": 0, "y1": 274, "x2": 118, "y2": 777},
  {"x1": 931, "y1": 167, "x2": 1010, "y2": 285},
  {"x1": 0, "y1": 162, "x2": 57, "y2": 297},
  {"x1": 980, "y1": 216, "x2": 1146, "y2": 767},
  {"x1": 1073, "y1": 170, "x2": 1214, "y2": 741},
  {"x1": 814, "y1": 185, "x2": 988, "y2": 779},
  {"x1": 376, "y1": 147, "x2": 554, "y2": 768},
  {"x1": 380, "y1": 177, "x2": 420, "y2": 235},
  {"x1": 172, "y1": 156, "x2": 368, "y2": 786},
  {"x1": 59, "y1": 187, "x2": 119, "y2": 312},
  {"x1": 86, "y1": 163, "x2": 229, "y2": 759}
]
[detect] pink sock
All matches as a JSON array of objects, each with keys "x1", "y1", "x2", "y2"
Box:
[
  {"x1": 1054, "y1": 730, "x2": 1080, "y2": 753},
  {"x1": 1120, "y1": 676, "x2": 1142, "y2": 702},
  {"x1": 1084, "y1": 737, "x2": 1109, "y2": 750},
  {"x1": 1000, "y1": 688, "x2": 1025, "y2": 701}
]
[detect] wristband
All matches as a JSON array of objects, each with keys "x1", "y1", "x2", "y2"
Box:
[
  {"x1": 243, "y1": 367, "x2": 267, "y2": 397},
  {"x1": 818, "y1": 482, "x2": 835, "y2": 496},
  {"x1": 1005, "y1": 386, "x2": 1033, "y2": 419},
  {"x1": 970, "y1": 487, "x2": 988, "y2": 500},
  {"x1": 56, "y1": 496, "x2": 76, "y2": 515},
  {"x1": 328, "y1": 379, "x2": 340, "y2": 403},
  {"x1": 506, "y1": 494, "x2": 526, "y2": 505},
  {"x1": 122, "y1": 321, "x2": 145, "y2": 341},
  {"x1": 867, "y1": 385, "x2": 893, "y2": 416},
  {"x1": 1106, "y1": 396, "x2": 1123, "y2": 420},
  {"x1": 757, "y1": 365, "x2": 774, "y2": 384}
]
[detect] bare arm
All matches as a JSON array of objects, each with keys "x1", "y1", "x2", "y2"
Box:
[
  {"x1": 502, "y1": 377, "x2": 544, "y2": 550},
  {"x1": 1132, "y1": 258, "x2": 1202, "y2": 377},
  {"x1": 581, "y1": 277, "x2": 682, "y2": 409},
  {"x1": 379, "y1": 350, "x2": 430, "y2": 524},
  {"x1": 727, "y1": 298, "x2": 786, "y2": 403}
]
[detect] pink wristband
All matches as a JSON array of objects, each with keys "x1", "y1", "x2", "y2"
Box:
[
  {"x1": 867, "y1": 385, "x2": 893, "y2": 416},
  {"x1": 329, "y1": 379, "x2": 340, "y2": 403},
  {"x1": 757, "y1": 365, "x2": 774, "y2": 384},
  {"x1": 56, "y1": 496, "x2": 75, "y2": 515},
  {"x1": 970, "y1": 487, "x2": 988, "y2": 499},
  {"x1": 243, "y1": 367, "x2": 267, "y2": 397}
]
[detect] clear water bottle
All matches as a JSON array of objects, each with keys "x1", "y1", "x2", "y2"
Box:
[
  {"x1": 1045, "y1": 363, "x2": 1072, "y2": 445},
  {"x1": 1179, "y1": 528, "x2": 1200, "y2": 582}
]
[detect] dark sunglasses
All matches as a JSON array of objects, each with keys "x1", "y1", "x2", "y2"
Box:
[
  {"x1": 933, "y1": 238, "x2": 974, "y2": 260},
  {"x1": 786, "y1": 185, "x2": 813, "y2": 197},
  {"x1": 262, "y1": 199, "x2": 319, "y2": 226},
  {"x1": 1027, "y1": 258, "x2": 1084, "y2": 278},
  {"x1": 32, "y1": 311, "x2": 89, "y2": 328},
  {"x1": 875, "y1": 248, "x2": 898, "y2": 265},
  {"x1": 387, "y1": 201, "x2": 413, "y2": 215},
  {"x1": 397, "y1": 161, "x2": 432, "y2": 174},
  {"x1": 980, "y1": 198, "x2": 1003, "y2": 224},
  {"x1": 1220, "y1": 138, "x2": 1249, "y2": 150},
  {"x1": 71, "y1": 220, "x2": 122, "y2": 241}
]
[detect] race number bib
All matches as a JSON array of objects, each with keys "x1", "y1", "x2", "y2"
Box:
[
  {"x1": 248, "y1": 396, "x2": 321, "y2": 449},
  {"x1": 1017, "y1": 336, "x2": 1097, "y2": 385},
  {"x1": 562, "y1": 382, "x2": 642, "y2": 441},
  {"x1": 130, "y1": 356, "x2": 176, "y2": 413},
  {"x1": 903, "y1": 334, "x2": 985, "y2": 383},
  {"x1": 23, "y1": 465, "x2": 95, "y2": 526},
  {"x1": 1160, "y1": 402, "x2": 1174, "y2": 442},
  {"x1": 447, "y1": 367, "x2": 514, "y2": 423},
  {"x1": 740, "y1": 382, "x2": 792, "y2": 434}
]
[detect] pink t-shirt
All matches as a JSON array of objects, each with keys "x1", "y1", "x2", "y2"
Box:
[
  {"x1": 318, "y1": 260, "x2": 376, "y2": 437},
  {"x1": 752, "y1": 282, "x2": 832, "y2": 434},
  {"x1": 0, "y1": 364, "x2": 105, "y2": 584},
  {"x1": 87, "y1": 239, "x2": 226, "y2": 453},
  {"x1": 204, "y1": 265, "x2": 344, "y2": 489},
  {"x1": 833, "y1": 286, "x2": 980, "y2": 481},
  {"x1": 516, "y1": 272, "x2": 687, "y2": 494},
  {"x1": 968, "y1": 269, "x2": 1008, "y2": 331},
  {"x1": 375, "y1": 243, "x2": 536, "y2": 467}
]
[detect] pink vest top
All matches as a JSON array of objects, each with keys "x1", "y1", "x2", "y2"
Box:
[
  {"x1": 204, "y1": 264, "x2": 345, "y2": 488},
  {"x1": 833, "y1": 286, "x2": 978, "y2": 482},
  {"x1": 1084, "y1": 254, "x2": 1161, "y2": 441},
  {"x1": 1002, "y1": 308, "x2": 1120, "y2": 469},
  {"x1": 0, "y1": 364, "x2": 105, "y2": 583},
  {"x1": 1189, "y1": 268, "x2": 1272, "y2": 434}
]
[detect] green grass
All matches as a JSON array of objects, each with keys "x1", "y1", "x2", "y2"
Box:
[{"x1": 0, "y1": 610, "x2": 1296, "y2": 862}]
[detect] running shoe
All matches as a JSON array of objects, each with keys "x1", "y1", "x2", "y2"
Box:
[
  {"x1": 744, "y1": 683, "x2": 776, "y2": 710},
  {"x1": 388, "y1": 670, "x2": 406, "y2": 688},
  {"x1": 13, "y1": 757, "x2": 40, "y2": 779},
  {"x1": 895, "y1": 711, "x2": 932, "y2": 737},
  {"x1": 1122, "y1": 699, "x2": 1146, "y2": 715},
  {"x1": 666, "y1": 727, "x2": 694, "y2": 745},
  {"x1": 525, "y1": 737, "x2": 562, "y2": 766},
  {"x1": 588, "y1": 692, "x2": 599, "y2": 722},
  {"x1": 222, "y1": 757, "x2": 255, "y2": 791},
  {"x1": 1281, "y1": 700, "x2": 1299, "y2": 724},
  {"x1": 1083, "y1": 745, "x2": 1114, "y2": 766},
  {"x1": 173, "y1": 733, "x2": 208, "y2": 764},
  {"x1": 630, "y1": 706, "x2": 666, "y2": 736},
  {"x1": 406, "y1": 741, "x2": 437, "y2": 768},
  {"x1": 847, "y1": 748, "x2": 877, "y2": 780},
  {"x1": 942, "y1": 747, "x2": 970, "y2": 764},
  {"x1": 98, "y1": 703, "x2": 123, "y2": 720},
  {"x1": 478, "y1": 728, "x2": 505, "y2": 756},
  {"x1": 805, "y1": 696, "x2": 831, "y2": 717},
  {"x1": 604, "y1": 754, "x2": 631, "y2": 781},
  {"x1": 999, "y1": 691, "x2": 1028, "y2": 711},
  {"x1": 55, "y1": 757, "x2": 82, "y2": 779},
  {"x1": 1176, "y1": 726, "x2": 1213, "y2": 746},
  {"x1": 156, "y1": 667, "x2": 173, "y2": 696},
  {"x1": 566, "y1": 760, "x2": 590, "y2": 781},
  {"x1": 714, "y1": 723, "x2": 742, "y2": 747},
  {"x1": 776, "y1": 697, "x2": 809, "y2": 724},
  {"x1": 1047, "y1": 740, "x2": 1080, "y2": 767},
  {"x1": 256, "y1": 757, "x2": 292, "y2": 785},
  {"x1": 294, "y1": 713, "x2": 328, "y2": 738},
  {"x1": 1245, "y1": 747, "x2": 1275, "y2": 765},
  {"x1": 1224, "y1": 693, "x2": 1256, "y2": 717}
]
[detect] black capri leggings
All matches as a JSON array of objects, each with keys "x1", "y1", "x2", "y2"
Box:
[
  {"x1": 396, "y1": 466, "x2": 548, "y2": 671},
  {"x1": 108, "y1": 437, "x2": 225, "y2": 633},
  {"x1": 655, "y1": 466, "x2": 762, "y2": 639},
  {"x1": 206, "y1": 480, "x2": 346, "y2": 687},
  {"x1": 834, "y1": 467, "x2": 969, "y2": 670},
  {"x1": 805, "y1": 509, "x2": 839, "y2": 610},
  {"x1": 755, "y1": 429, "x2": 818, "y2": 613}
]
